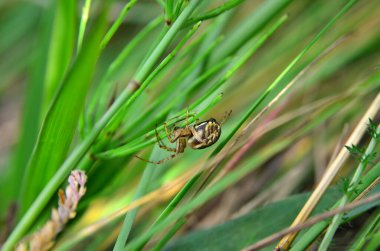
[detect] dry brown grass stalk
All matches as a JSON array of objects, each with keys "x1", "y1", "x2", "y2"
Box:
[{"x1": 16, "y1": 170, "x2": 87, "y2": 251}]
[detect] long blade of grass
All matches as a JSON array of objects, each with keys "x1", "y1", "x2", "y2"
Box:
[
  {"x1": 211, "y1": 0, "x2": 292, "y2": 62},
  {"x1": 212, "y1": 0, "x2": 358, "y2": 158},
  {"x1": 84, "y1": 16, "x2": 163, "y2": 135},
  {"x1": 112, "y1": 148, "x2": 159, "y2": 251},
  {"x1": 185, "y1": 0, "x2": 246, "y2": 26},
  {"x1": 105, "y1": 21, "x2": 202, "y2": 135},
  {"x1": 20, "y1": 0, "x2": 77, "y2": 214},
  {"x1": 2, "y1": 9, "x2": 109, "y2": 251},
  {"x1": 165, "y1": 0, "x2": 174, "y2": 24},
  {"x1": 76, "y1": 0, "x2": 92, "y2": 52},
  {"x1": 135, "y1": 173, "x2": 202, "y2": 250},
  {"x1": 42, "y1": 0, "x2": 76, "y2": 110},
  {"x1": 192, "y1": 15, "x2": 288, "y2": 116},
  {"x1": 101, "y1": 0, "x2": 139, "y2": 49},
  {"x1": 2, "y1": 4, "x2": 51, "y2": 212}
]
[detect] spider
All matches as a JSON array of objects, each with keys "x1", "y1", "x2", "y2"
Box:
[{"x1": 137, "y1": 112, "x2": 223, "y2": 164}]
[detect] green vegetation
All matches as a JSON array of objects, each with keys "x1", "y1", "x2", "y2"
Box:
[{"x1": 0, "y1": 0, "x2": 379, "y2": 250}]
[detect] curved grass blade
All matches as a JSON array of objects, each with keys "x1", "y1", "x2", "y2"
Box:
[
  {"x1": 101, "y1": 0, "x2": 139, "y2": 49},
  {"x1": 192, "y1": 15, "x2": 288, "y2": 114},
  {"x1": 211, "y1": 0, "x2": 292, "y2": 62},
  {"x1": 2, "y1": 8, "x2": 109, "y2": 251},
  {"x1": 19, "y1": 0, "x2": 77, "y2": 214},
  {"x1": 83, "y1": 16, "x2": 163, "y2": 136},
  {"x1": 185, "y1": 0, "x2": 246, "y2": 26},
  {"x1": 76, "y1": 0, "x2": 92, "y2": 52},
  {"x1": 2, "y1": 4, "x2": 50, "y2": 213},
  {"x1": 42, "y1": 0, "x2": 76, "y2": 110},
  {"x1": 113, "y1": 146, "x2": 164, "y2": 250}
]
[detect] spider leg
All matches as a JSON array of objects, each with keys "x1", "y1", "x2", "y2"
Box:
[
  {"x1": 164, "y1": 122, "x2": 178, "y2": 143},
  {"x1": 220, "y1": 110, "x2": 232, "y2": 125},
  {"x1": 135, "y1": 153, "x2": 179, "y2": 165},
  {"x1": 164, "y1": 111, "x2": 195, "y2": 125},
  {"x1": 155, "y1": 126, "x2": 176, "y2": 152},
  {"x1": 189, "y1": 127, "x2": 205, "y2": 143}
]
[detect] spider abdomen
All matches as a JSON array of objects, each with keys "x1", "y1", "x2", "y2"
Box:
[{"x1": 188, "y1": 118, "x2": 221, "y2": 149}]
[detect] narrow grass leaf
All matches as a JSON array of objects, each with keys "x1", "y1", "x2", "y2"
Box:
[
  {"x1": 185, "y1": 0, "x2": 246, "y2": 26},
  {"x1": 212, "y1": 0, "x2": 358, "y2": 156},
  {"x1": 211, "y1": 0, "x2": 292, "y2": 62},
  {"x1": 42, "y1": 0, "x2": 76, "y2": 110},
  {"x1": 2, "y1": 9, "x2": 109, "y2": 251},
  {"x1": 193, "y1": 15, "x2": 288, "y2": 116},
  {"x1": 20, "y1": 0, "x2": 77, "y2": 213},
  {"x1": 76, "y1": 0, "x2": 92, "y2": 52},
  {"x1": 101, "y1": 0, "x2": 139, "y2": 49},
  {"x1": 2, "y1": 4, "x2": 51, "y2": 212}
]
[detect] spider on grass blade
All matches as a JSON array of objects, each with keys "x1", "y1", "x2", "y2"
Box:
[{"x1": 136, "y1": 110, "x2": 230, "y2": 164}]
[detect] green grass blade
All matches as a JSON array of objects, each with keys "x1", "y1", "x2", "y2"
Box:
[
  {"x1": 1, "y1": 5, "x2": 50, "y2": 212},
  {"x1": 136, "y1": 173, "x2": 202, "y2": 250},
  {"x1": 19, "y1": 0, "x2": 77, "y2": 213},
  {"x1": 113, "y1": 146, "x2": 162, "y2": 250},
  {"x1": 76, "y1": 0, "x2": 92, "y2": 52},
  {"x1": 188, "y1": 15, "x2": 288, "y2": 121},
  {"x1": 212, "y1": 0, "x2": 358, "y2": 156},
  {"x1": 101, "y1": 0, "x2": 139, "y2": 49},
  {"x1": 165, "y1": 0, "x2": 174, "y2": 24},
  {"x1": 84, "y1": 16, "x2": 163, "y2": 135},
  {"x1": 151, "y1": 218, "x2": 187, "y2": 251},
  {"x1": 185, "y1": 0, "x2": 246, "y2": 26},
  {"x1": 2, "y1": 10, "x2": 109, "y2": 251},
  {"x1": 211, "y1": 0, "x2": 292, "y2": 62},
  {"x1": 132, "y1": 0, "x2": 202, "y2": 83},
  {"x1": 42, "y1": 0, "x2": 76, "y2": 110},
  {"x1": 105, "y1": 21, "x2": 202, "y2": 135},
  {"x1": 349, "y1": 209, "x2": 380, "y2": 251}
]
